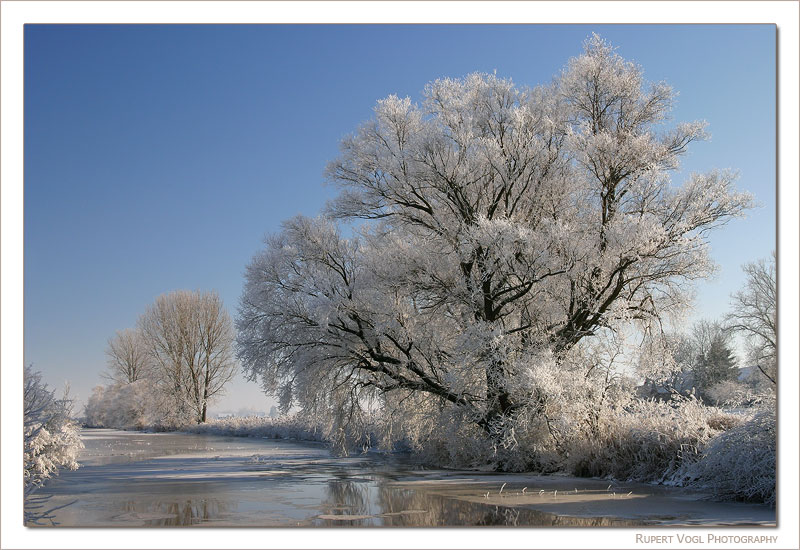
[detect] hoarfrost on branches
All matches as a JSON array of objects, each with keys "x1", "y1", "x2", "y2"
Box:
[
  {"x1": 23, "y1": 365, "x2": 83, "y2": 525},
  {"x1": 680, "y1": 410, "x2": 776, "y2": 506},
  {"x1": 84, "y1": 380, "x2": 167, "y2": 430},
  {"x1": 237, "y1": 35, "x2": 753, "y2": 463}
]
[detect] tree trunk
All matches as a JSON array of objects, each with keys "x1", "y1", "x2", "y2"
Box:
[
  {"x1": 481, "y1": 358, "x2": 516, "y2": 434},
  {"x1": 201, "y1": 367, "x2": 210, "y2": 423}
]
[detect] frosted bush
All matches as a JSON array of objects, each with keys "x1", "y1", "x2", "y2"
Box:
[
  {"x1": 24, "y1": 366, "x2": 83, "y2": 525},
  {"x1": 679, "y1": 409, "x2": 775, "y2": 505},
  {"x1": 84, "y1": 380, "x2": 188, "y2": 431},
  {"x1": 403, "y1": 406, "x2": 498, "y2": 470},
  {"x1": 564, "y1": 398, "x2": 739, "y2": 482},
  {"x1": 489, "y1": 344, "x2": 745, "y2": 482},
  {"x1": 705, "y1": 379, "x2": 754, "y2": 407},
  {"x1": 183, "y1": 414, "x2": 326, "y2": 443}
]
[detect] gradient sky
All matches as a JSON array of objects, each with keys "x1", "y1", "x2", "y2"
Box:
[{"x1": 23, "y1": 24, "x2": 776, "y2": 414}]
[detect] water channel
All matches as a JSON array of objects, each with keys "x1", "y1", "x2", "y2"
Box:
[{"x1": 38, "y1": 429, "x2": 775, "y2": 527}]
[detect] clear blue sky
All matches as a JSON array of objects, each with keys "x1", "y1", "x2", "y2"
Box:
[{"x1": 23, "y1": 24, "x2": 776, "y2": 414}]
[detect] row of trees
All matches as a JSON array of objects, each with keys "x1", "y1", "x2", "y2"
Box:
[{"x1": 86, "y1": 290, "x2": 236, "y2": 428}]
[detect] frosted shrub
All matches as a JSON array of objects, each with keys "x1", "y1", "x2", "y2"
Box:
[
  {"x1": 412, "y1": 423, "x2": 495, "y2": 470},
  {"x1": 84, "y1": 380, "x2": 186, "y2": 431},
  {"x1": 680, "y1": 409, "x2": 775, "y2": 505},
  {"x1": 24, "y1": 366, "x2": 83, "y2": 524},
  {"x1": 516, "y1": 349, "x2": 742, "y2": 481},
  {"x1": 564, "y1": 398, "x2": 737, "y2": 482},
  {"x1": 184, "y1": 414, "x2": 326, "y2": 443},
  {"x1": 487, "y1": 406, "x2": 563, "y2": 473},
  {"x1": 705, "y1": 379, "x2": 753, "y2": 408}
]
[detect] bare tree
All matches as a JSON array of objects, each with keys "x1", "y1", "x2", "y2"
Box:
[
  {"x1": 193, "y1": 291, "x2": 237, "y2": 422},
  {"x1": 689, "y1": 320, "x2": 731, "y2": 359},
  {"x1": 104, "y1": 328, "x2": 150, "y2": 384},
  {"x1": 139, "y1": 290, "x2": 236, "y2": 423},
  {"x1": 139, "y1": 291, "x2": 195, "y2": 422},
  {"x1": 727, "y1": 253, "x2": 776, "y2": 385}
]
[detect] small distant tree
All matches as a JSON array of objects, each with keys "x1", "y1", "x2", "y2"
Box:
[
  {"x1": 689, "y1": 320, "x2": 730, "y2": 361},
  {"x1": 694, "y1": 333, "x2": 738, "y2": 399},
  {"x1": 139, "y1": 290, "x2": 236, "y2": 423},
  {"x1": 727, "y1": 253, "x2": 776, "y2": 385},
  {"x1": 104, "y1": 328, "x2": 150, "y2": 384}
]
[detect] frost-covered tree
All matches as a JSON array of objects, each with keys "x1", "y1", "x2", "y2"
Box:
[
  {"x1": 104, "y1": 327, "x2": 151, "y2": 384},
  {"x1": 23, "y1": 365, "x2": 82, "y2": 525},
  {"x1": 694, "y1": 333, "x2": 738, "y2": 398},
  {"x1": 727, "y1": 253, "x2": 776, "y2": 385},
  {"x1": 139, "y1": 290, "x2": 236, "y2": 423},
  {"x1": 237, "y1": 35, "x2": 752, "y2": 448}
]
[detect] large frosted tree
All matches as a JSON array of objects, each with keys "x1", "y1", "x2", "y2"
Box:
[{"x1": 237, "y1": 35, "x2": 752, "y2": 444}]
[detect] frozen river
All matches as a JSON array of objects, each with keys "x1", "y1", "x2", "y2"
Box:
[{"x1": 39, "y1": 429, "x2": 775, "y2": 527}]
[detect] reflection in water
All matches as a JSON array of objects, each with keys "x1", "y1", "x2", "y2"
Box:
[
  {"x1": 311, "y1": 478, "x2": 645, "y2": 527},
  {"x1": 320, "y1": 478, "x2": 371, "y2": 517},
  {"x1": 117, "y1": 499, "x2": 232, "y2": 526}
]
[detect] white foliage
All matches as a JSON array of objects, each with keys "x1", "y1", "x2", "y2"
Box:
[
  {"x1": 23, "y1": 366, "x2": 83, "y2": 525},
  {"x1": 705, "y1": 379, "x2": 756, "y2": 408},
  {"x1": 84, "y1": 379, "x2": 180, "y2": 430},
  {"x1": 636, "y1": 332, "x2": 695, "y2": 395},
  {"x1": 564, "y1": 397, "x2": 738, "y2": 482},
  {"x1": 679, "y1": 409, "x2": 775, "y2": 506},
  {"x1": 183, "y1": 415, "x2": 327, "y2": 443},
  {"x1": 237, "y1": 35, "x2": 753, "y2": 468}
]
